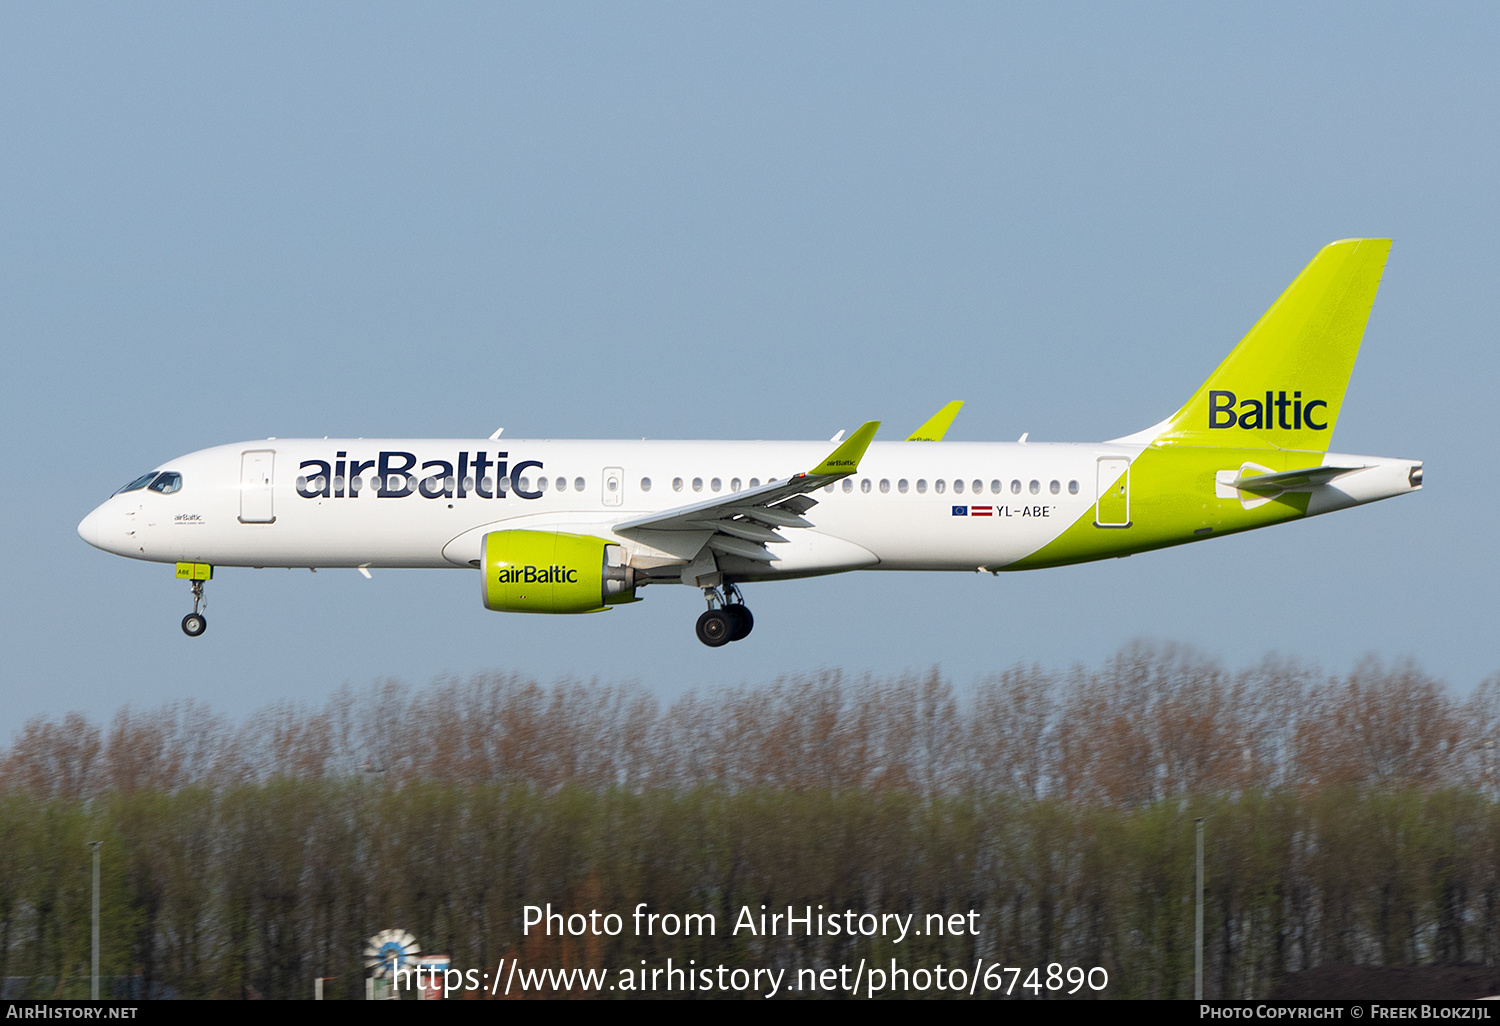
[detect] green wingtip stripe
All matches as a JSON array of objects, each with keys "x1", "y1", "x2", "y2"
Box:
[{"x1": 809, "y1": 420, "x2": 881, "y2": 475}]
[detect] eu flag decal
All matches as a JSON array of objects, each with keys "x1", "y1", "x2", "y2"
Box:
[{"x1": 952, "y1": 506, "x2": 967, "y2": 516}]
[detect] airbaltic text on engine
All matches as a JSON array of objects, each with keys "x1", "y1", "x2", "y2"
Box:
[
  {"x1": 295, "y1": 451, "x2": 543, "y2": 500},
  {"x1": 494, "y1": 565, "x2": 579, "y2": 584},
  {"x1": 482, "y1": 531, "x2": 636, "y2": 614}
]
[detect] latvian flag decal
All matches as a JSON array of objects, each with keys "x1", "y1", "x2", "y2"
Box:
[{"x1": 969, "y1": 506, "x2": 995, "y2": 516}]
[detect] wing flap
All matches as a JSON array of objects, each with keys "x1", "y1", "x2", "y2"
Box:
[
  {"x1": 686, "y1": 519, "x2": 786, "y2": 544},
  {"x1": 707, "y1": 535, "x2": 777, "y2": 562},
  {"x1": 735, "y1": 505, "x2": 813, "y2": 529},
  {"x1": 772, "y1": 495, "x2": 817, "y2": 516}
]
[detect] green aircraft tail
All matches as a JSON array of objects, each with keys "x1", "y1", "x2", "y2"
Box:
[{"x1": 1148, "y1": 238, "x2": 1391, "y2": 452}]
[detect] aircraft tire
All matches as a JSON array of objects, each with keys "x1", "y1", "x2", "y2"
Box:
[
  {"x1": 695, "y1": 609, "x2": 732, "y2": 647},
  {"x1": 726, "y1": 604, "x2": 754, "y2": 641},
  {"x1": 181, "y1": 613, "x2": 207, "y2": 637}
]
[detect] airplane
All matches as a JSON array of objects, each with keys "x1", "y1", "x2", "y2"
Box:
[{"x1": 79, "y1": 239, "x2": 1421, "y2": 647}]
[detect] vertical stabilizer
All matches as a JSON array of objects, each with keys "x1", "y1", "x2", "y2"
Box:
[{"x1": 1146, "y1": 238, "x2": 1391, "y2": 452}]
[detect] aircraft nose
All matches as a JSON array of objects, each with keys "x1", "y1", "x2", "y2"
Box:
[{"x1": 78, "y1": 505, "x2": 106, "y2": 550}]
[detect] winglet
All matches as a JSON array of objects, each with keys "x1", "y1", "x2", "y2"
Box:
[
  {"x1": 906, "y1": 401, "x2": 964, "y2": 441},
  {"x1": 808, "y1": 420, "x2": 880, "y2": 476}
]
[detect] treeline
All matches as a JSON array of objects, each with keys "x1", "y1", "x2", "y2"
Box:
[
  {"x1": 6, "y1": 645, "x2": 1497, "y2": 800},
  {"x1": 0, "y1": 645, "x2": 1496, "y2": 1000}
]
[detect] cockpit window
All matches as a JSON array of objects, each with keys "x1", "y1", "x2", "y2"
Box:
[
  {"x1": 147, "y1": 472, "x2": 183, "y2": 494},
  {"x1": 116, "y1": 472, "x2": 158, "y2": 494}
]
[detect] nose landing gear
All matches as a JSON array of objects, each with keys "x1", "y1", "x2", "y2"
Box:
[
  {"x1": 175, "y1": 562, "x2": 213, "y2": 637},
  {"x1": 695, "y1": 582, "x2": 754, "y2": 647}
]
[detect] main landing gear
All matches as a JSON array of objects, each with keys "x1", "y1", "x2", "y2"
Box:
[{"x1": 695, "y1": 582, "x2": 754, "y2": 648}]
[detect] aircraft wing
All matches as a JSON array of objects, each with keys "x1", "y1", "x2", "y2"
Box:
[{"x1": 613, "y1": 421, "x2": 880, "y2": 563}]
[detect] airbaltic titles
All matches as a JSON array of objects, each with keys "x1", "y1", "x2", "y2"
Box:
[{"x1": 294, "y1": 450, "x2": 545, "y2": 500}]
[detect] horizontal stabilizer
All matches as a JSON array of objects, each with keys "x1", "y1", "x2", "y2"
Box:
[{"x1": 1231, "y1": 464, "x2": 1363, "y2": 493}]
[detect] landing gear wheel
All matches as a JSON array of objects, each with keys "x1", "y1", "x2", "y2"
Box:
[
  {"x1": 183, "y1": 576, "x2": 209, "y2": 636},
  {"x1": 695, "y1": 609, "x2": 732, "y2": 647},
  {"x1": 726, "y1": 604, "x2": 754, "y2": 641}
]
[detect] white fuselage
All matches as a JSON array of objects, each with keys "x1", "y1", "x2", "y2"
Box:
[{"x1": 78, "y1": 438, "x2": 1136, "y2": 576}]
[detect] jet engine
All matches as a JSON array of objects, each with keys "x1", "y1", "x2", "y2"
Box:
[{"x1": 481, "y1": 530, "x2": 636, "y2": 613}]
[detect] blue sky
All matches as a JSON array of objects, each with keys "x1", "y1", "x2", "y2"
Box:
[{"x1": 2, "y1": 3, "x2": 1493, "y2": 736}]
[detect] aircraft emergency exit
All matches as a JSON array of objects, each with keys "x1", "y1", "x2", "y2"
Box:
[{"x1": 79, "y1": 239, "x2": 1422, "y2": 646}]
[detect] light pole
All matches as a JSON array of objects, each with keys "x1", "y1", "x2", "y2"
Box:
[
  {"x1": 90, "y1": 841, "x2": 103, "y2": 1000},
  {"x1": 1194, "y1": 818, "x2": 1204, "y2": 1001}
]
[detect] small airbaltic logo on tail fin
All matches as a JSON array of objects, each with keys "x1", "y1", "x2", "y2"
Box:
[{"x1": 1208, "y1": 390, "x2": 1329, "y2": 431}]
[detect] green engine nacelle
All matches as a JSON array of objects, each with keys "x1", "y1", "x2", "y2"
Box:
[{"x1": 481, "y1": 530, "x2": 636, "y2": 614}]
